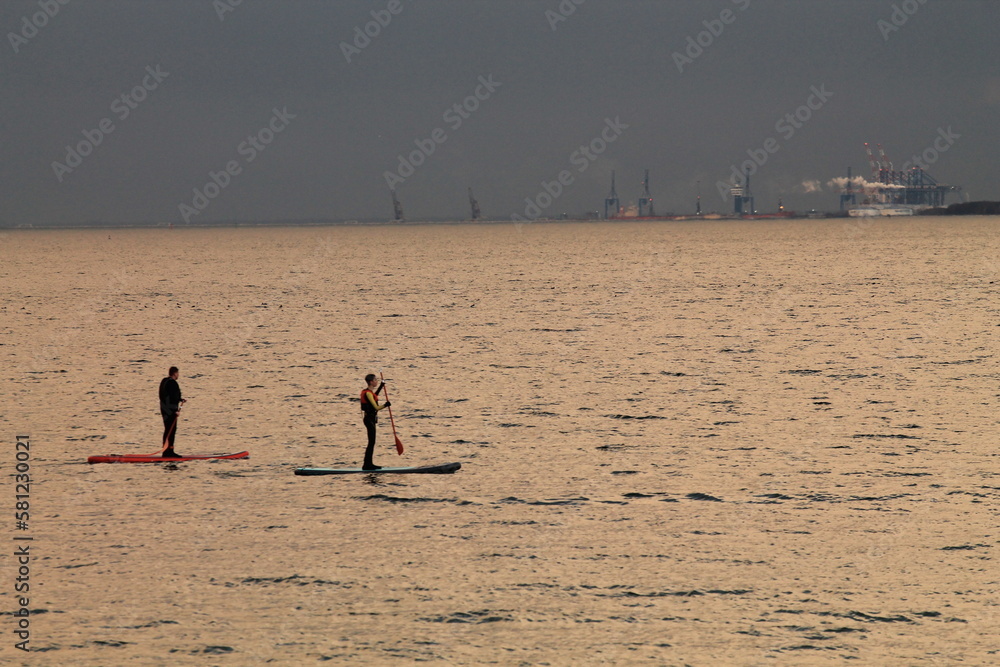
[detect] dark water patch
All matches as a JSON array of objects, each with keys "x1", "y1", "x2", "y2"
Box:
[
  {"x1": 495, "y1": 423, "x2": 524, "y2": 428},
  {"x1": 66, "y1": 434, "x2": 106, "y2": 441},
  {"x1": 880, "y1": 471, "x2": 931, "y2": 477},
  {"x1": 93, "y1": 640, "x2": 133, "y2": 647},
  {"x1": 660, "y1": 371, "x2": 688, "y2": 376},
  {"x1": 616, "y1": 588, "x2": 750, "y2": 598},
  {"x1": 596, "y1": 444, "x2": 639, "y2": 451},
  {"x1": 213, "y1": 471, "x2": 250, "y2": 479},
  {"x1": 492, "y1": 520, "x2": 540, "y2": 525},
  {"x1": 611, "y1": 470, "x2": 640, "y2": 476},
  {"x1": 782, "y1": 369, "x2": 823, "y2": 375},
  {"x1": 824, "y1": 626, "x2": 867, "y2": 633},
  {"x1": 128, "y1": 359, "x2": 150, "y2": 363},
  {"x1": 237, "y1": 575, "x2": 346, "y2": 587},
  {"x1": 531, "y1": 327, "x2": 583, "y2": 332},
  {"x1": 853, "y1": 433, "x2": 920, "y2": 440},
  {"x1": 419, "y1": 610, "x2": 513, "y2": 624},
  {"x1": 606, "y1": 414, "x2": 667, "y2": 420},
  {"x1": 0, "y1": 608, "x2": 56, "y2": 616},
  {"x1": 202, "y1": 646, "x2": 235, "y2": 654},
  {"x1": 686, "y1": 492, "x2": 724, "y2": 502},
  {"x1": 757, "y1": 493, "x2": 794, "y2": 500},
  {"x1": 940, "y1": 544, "x2": 990, "y2": 551},
  {"x1": 357, "y1": 495, "x2": 473, "y2": 505},
  {"x1": 799, "y1": 470, "x2": 830, "y2": 475},
  {"x1": 930, "y1": 359, "x2": 980, "y2": 365},
  {"x1": 122, "y1": 620, "x2": 179, "y2": 629},
  {"x1": 947, "y1": 490, "x2": 991, "y2": 498},
  {"x1": 810, "y1": 610, "x2": 912, "y2": 623},
  {"x1": 713, "y1": 421, "x2": 740, "y2": 425},
  {"x1": 56, "y1": 562, "x2": 98, "y2": 569},
  {"x1": 622, "y1": 492, "x2": 656, "y2": 498},
  {"x1": 499, "y1": 496, "x2": 588, "y2": 506}
]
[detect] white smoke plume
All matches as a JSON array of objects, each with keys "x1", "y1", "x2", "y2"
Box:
[
  {"x1": 827, "y1": 176, "x2": 905, "y2": 192},
  {"x1": 800, "y1": 179, "x2": 822, "y2": 193}
]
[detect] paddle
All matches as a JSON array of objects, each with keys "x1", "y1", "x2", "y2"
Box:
[
  {"x1": 380, "y1": 371, "x2": 404, "y2": 455},
  {"x1": 138, "y1": 411, "x2": 179, "y2": 456}
]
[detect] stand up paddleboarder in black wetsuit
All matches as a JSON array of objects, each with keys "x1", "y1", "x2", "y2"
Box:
[
  {"x1": 159, "y1": 366, "x2": 186, "y2": 457},
  {"x1": 360, "y1": 373, "x2": 391, "y2": 470}
]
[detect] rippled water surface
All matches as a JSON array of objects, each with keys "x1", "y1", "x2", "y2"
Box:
[{"x1": 3, "y1": 218, "x2": 998, "y2": 665}]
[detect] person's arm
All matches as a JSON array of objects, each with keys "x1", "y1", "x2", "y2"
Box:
[{"x1": 366, "y1": 390, "x2": 390, "y2": 411}]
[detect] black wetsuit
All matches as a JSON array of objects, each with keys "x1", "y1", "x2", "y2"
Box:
[
  {"x1": 360, "y1": 383, "x2": 384, "y2": 468},
  {"x1": 159, "y1": 376, "x2": 182, "y2": 454}
]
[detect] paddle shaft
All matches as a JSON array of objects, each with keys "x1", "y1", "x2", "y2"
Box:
[
  {"x1": 139, "y1": 411, "x2": 179, "y2": 456},
  {"x1": 380, "y1": 371, "x2": 404, "y2": 455}
]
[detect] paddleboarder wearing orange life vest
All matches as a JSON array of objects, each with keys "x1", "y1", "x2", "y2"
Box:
[{"x1": 360, "y1": 374, "x2": 391, "y2": 470}]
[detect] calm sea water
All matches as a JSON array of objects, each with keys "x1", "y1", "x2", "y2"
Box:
[{"x1": 2, "y1": 218, "x2": 998, "y2": 665}]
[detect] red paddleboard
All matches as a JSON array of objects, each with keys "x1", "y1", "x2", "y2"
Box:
[{"x1": 87, "y1": 451, "x2": 249, "y2": 464}]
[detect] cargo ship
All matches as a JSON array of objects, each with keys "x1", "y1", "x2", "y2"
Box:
[{"x1": 847, "y1": 204, "x2": 914, "y2": 217}]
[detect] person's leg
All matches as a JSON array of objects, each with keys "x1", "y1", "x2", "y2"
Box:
[
  {"x1": 363, "y1": 417, "x2": 379, "y2": 469},
  {"x1": 162, "y1": 413, "x2": 178, "y2": 456}
]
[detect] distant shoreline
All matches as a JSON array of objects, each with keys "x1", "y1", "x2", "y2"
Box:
[{"x1": 3, "y1": 203, "x2": 997, "y2": 230}]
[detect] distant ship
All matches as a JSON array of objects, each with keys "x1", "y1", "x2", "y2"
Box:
[{"x1": 848, "y1": 204, "x2": 915, "y2": 217}]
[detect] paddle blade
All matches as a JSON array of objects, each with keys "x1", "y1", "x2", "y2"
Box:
[{"x1": 395, "y1": 437, "x2": 404, "y2": 455}]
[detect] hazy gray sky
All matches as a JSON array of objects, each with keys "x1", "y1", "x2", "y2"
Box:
[{"x1": 2, "y1": 0, "x2": 997, "y2": 225}]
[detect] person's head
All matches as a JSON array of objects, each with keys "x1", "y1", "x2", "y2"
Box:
[
  {"x1": 169, "y1": 366, "x2": 179, "y2": 379},
  {"x1": 365, "y1": 373, "x2": 377, "y2": 386}
]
